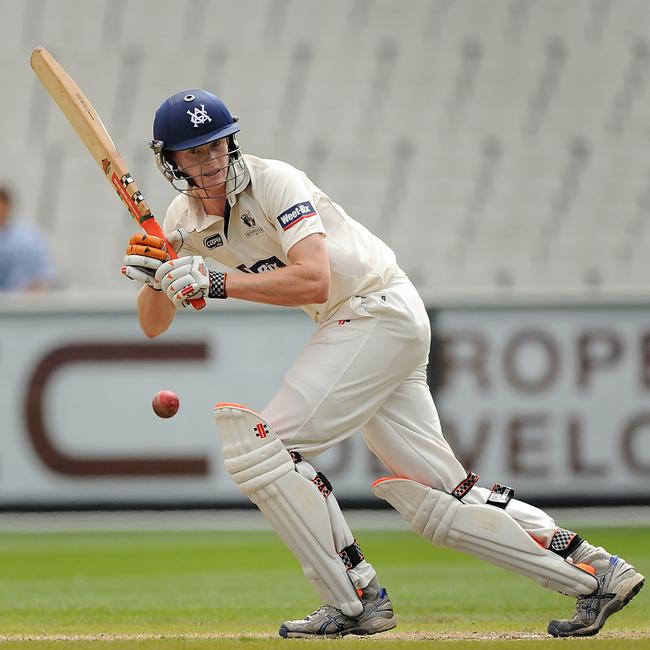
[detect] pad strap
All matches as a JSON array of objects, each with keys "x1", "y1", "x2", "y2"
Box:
[
  {"x1": 290, "y1": 450, "x2": 332, "y2": 498},
  {"x1": 549, "y1": 528, "x2": 584, "y2": 558},
  {"x1": 313, "y1": 472, "x2": 333, "y2": 498},
  {"x1": 290, "y1": 450, "x2": 303, "y2": 463},
  {"x1": 451, "y1": 471, "x2": 480, "y2": 500},
  {"x1": 487, "y1": 483, "x2": 515, "y2": 509},
  {"x1": 339, "y1": 540, "x2": 365, "y2": 570}
]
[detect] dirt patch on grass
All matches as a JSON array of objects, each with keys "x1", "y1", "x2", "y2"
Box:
[
  {"x1": 1, "y1": 630, "x2": 649, "y2": 642},
  {"x1": 385, "y1": 630, "x2": 650, "y2": 640}
]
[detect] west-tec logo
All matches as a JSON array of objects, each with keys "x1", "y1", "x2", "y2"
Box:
[
  {"x1": 203, "y1": 233, "x2": 224, "y2": 249},
  {"x1": 187, "y1": 104, "x2": 212, "y2": 128},
  {"x1": 276, "y1": 201, "x2": 317, "y2": 231}
]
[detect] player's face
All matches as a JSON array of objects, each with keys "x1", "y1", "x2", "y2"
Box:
[{"x1": 174, "y1": 138, "x2": 230, "y2": 196}]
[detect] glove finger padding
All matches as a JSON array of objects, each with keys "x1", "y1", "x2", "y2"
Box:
[
  {"x1": 122, "y1": 232, "x2": 171, "y2": 288},
  {"x1": 156, "y1": 256, "x2": 209, "y2": 309},
  {"x1": 123, "y1": 254, "x2": 164, "y2": 271},
  {"x1": 128, "y1": 233, "x2": 166, "y2": 248},
  {"x1": 157, "y1": 259, "x2": 193, "y2": 295},
  {"x1": 122, "y1": 253, "x2": 167, "y2": 289},
  {"x1": 126, "y1": 229, "x2": 186, "y2": 255},
  {"x1": 125, "y1": 244, "x2": 169, "y2": 261},
  {"x1": 125, "y1": 233, "x2": 169, "y2": 261},
  {"x1": 121, "y1": 264, "x2": 156, "y2": 286},
  {"x1": 170, "y1": 276, "x2": 203, "y2": 308}
]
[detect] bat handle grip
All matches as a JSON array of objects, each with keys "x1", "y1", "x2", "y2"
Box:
[{"x1": 142, "y1": 220, "x2": 206, "y2": 311}]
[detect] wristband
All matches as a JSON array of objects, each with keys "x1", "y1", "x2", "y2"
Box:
[{"x1": 208, "y1": 270, "x2": 228, "y2": 299}]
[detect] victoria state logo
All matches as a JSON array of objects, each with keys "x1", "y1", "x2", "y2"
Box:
[
  {"x1": 203, "y1": 233, "x2": 224, "y2": 249},
  {"x1": 187, "y1": 104, "x2": 212, "y2": 128}
]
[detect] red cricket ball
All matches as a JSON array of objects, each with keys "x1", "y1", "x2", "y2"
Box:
[{"x1": 152, "y1": 389, "x2": 180, "y2": 418}]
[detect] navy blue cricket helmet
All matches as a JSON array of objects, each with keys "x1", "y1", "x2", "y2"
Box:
[
  {"x1": 152, "y1": 89, "x2": 240, "y2": 151},
  {"x1": 150, "y1": 89, "x2": 245, "y2": 196}
]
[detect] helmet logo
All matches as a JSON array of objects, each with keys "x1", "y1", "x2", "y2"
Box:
[{"x1": 187, "y1": 104, "x2": 213, "y2": 128}]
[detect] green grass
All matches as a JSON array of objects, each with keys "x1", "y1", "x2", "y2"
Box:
[
  {"x1": 1, "y1": 642, "x2": 649, "y2": 650},
  {"x1": 0, "y1": 526, "x2": 647, "y2": 648}
]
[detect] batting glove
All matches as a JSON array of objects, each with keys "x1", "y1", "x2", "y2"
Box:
[
  {"x1": 121, "y1": 229, "x2": 185, "y2": 289},
  {"x1": 156, "y1": 255, "x2": 210, "y2": 309}
]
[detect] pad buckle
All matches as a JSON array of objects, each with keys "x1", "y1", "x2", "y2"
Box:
[{"x1": 487, "y1": 483, "x2": 515, "y2": 509}]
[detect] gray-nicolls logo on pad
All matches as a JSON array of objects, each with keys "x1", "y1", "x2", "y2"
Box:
[{"x1": 187, "y1": 105, "x2": 212, "y2": 127}]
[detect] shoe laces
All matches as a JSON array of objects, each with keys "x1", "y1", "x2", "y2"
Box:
[
  {"x1": 305, "y1": 604, "x2": 340, "y2": 621},
  {"x1": 573, "y1": 562, "x2": 618, "y2": 623}
]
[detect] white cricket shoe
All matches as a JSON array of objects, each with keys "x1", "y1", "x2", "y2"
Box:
[
  {"x1": 548, "y1": 554, "x2": 645, "y2": 637},
  {"x1": 278, "y1": 578, "x2": 396, "y2": 638}
]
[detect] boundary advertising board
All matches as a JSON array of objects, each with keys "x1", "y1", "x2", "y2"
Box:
[{"x1": 1, "y1": 304, "x2": 648, "y2": 507}]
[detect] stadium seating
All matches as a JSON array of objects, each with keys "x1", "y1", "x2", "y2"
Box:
[{"x1": 2, "y1": 0, "x2": 650, "y2": 300}]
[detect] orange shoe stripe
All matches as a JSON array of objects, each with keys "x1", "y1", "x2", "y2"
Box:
[{"x1": 576, "y1": 563, "x2": 597, "y2": 576}]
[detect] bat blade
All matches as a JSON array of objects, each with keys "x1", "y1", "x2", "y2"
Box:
[{"x1": 30, "y1": 46, "x2": 205, "y2": 309}]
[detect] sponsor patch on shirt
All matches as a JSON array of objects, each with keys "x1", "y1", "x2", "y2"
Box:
[
  {"x1": 203, "y1": 233, "x2": 224, "y2": 249},
  {"x1": 276, "y1": 201, "x2": 317, "y2": 231},
  {"x1": 241, "y1": 256, "x2": 287, "y2": 274}
]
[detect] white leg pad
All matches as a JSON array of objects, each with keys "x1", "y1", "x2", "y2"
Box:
[
  {"x1": 373, "y1": 477, "x2": 598, "y2": 597},
  {"x1": 214, "y1": 403, "x2": 362, "y2": 617}
]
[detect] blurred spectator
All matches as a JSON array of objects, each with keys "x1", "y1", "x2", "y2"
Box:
[{"x1": 0, "y1": 186, "x2": 56, "y2": 292}]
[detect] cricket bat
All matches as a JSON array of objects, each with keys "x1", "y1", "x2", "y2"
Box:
[{"x1": 30, "y1": 46, "x2": 205, "y2": 309}]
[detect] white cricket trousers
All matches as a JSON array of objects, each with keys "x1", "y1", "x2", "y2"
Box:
[{"x1": 262, "y1": 272, "x2": 559, "y2": 589}]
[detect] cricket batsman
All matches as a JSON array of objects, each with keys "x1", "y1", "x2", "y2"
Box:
[{"x1": 122, "y1": 89, "x2": 644, "y2": 638}]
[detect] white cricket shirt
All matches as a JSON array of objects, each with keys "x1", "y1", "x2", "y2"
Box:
[{"x1": 163, "y1": 154, "x2": 398, "y2": 323}]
